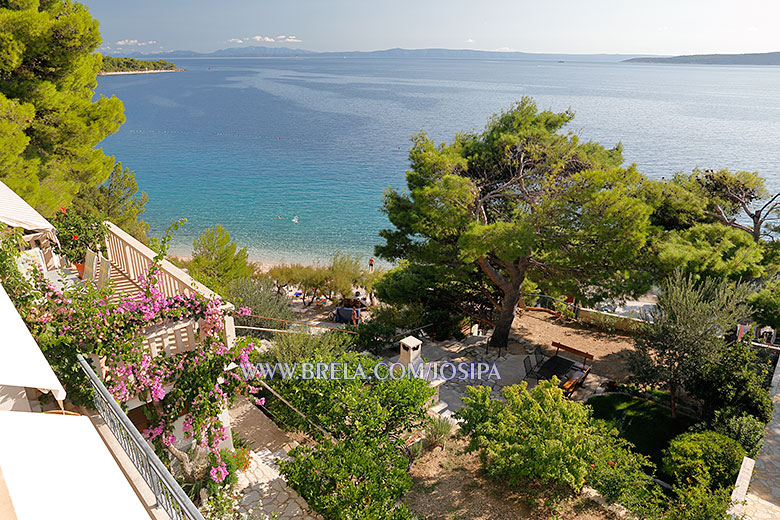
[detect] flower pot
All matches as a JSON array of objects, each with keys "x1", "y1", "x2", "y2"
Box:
[{"x1": 74, "y1": 263, "x2": 85, "y2": 279}]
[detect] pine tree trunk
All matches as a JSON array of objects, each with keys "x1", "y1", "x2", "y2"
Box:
[{"x1": 489, "y1": 285, "x2": 522, "y2": 348}]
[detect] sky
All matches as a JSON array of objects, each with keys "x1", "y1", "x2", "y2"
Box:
[{"x1": 84, "y1": 0, "x2": 780, "y2": 56}]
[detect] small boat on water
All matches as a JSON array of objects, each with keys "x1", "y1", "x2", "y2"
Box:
[{"x1": 292, "y1": 216, "x2": 299, "y2": 224}]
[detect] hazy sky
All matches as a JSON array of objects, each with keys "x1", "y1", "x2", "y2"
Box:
[{"x1": 85, "y1": 0, "x2": 780, "y2": 56}]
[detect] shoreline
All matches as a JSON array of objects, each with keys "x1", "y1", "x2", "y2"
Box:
[
  {"x1": 98, "y1": 69, "x2": 182, "y2": 76},
  {"x1": 169, "y1": 252, "x2": 385, "y2": 274}
]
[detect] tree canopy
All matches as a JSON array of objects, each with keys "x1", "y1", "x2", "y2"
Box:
[
  {"x1": 75, "y1": 161, "x2": 149, "y2": 240},
  {"x1": 0, "y1": 0, "x2": 125, "y2": 215},
  {"x1": 187, "y1": 224, "x2": 253, "y2": 295},
  {"x1": 100, "y1": 56, "x2": 176, "y2": 73},
  {"x1": 377, "y1": 97, "x2": 654, "y2": 347}
]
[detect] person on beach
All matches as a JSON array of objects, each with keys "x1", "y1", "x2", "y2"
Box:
[{"x1": 368, "y1": 257, "x2": 375, "y2": 274}]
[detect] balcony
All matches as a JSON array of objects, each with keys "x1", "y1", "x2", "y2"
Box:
[{"x1": 94, "y1": 221, "x2": 236, "y2": 360}]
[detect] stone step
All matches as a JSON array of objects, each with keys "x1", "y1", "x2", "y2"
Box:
[
  {"x1": 429, "y1": 401, "x2": 448, "y2": 414},
  {"x1": 440, "y1": 409, "x2": 463, "y2": 425}
]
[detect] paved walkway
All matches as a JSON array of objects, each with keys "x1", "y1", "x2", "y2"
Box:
[
  {"x1": 236, "y1": 449, "x2": 319, "y2": 519},
  {"x1": 742, "y1": 356, "x2": 780, "y2": 519},
  {"x1": 229, "y1": 397, "x2": 319, "y2": 519}
]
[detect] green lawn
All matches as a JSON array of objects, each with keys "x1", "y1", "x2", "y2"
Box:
[{"x1": 588, "y1": 393, "x2": 696, "y2": 471}]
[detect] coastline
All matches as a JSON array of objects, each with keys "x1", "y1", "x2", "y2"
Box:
[{"x1": 98, "y1": 69, "x2": 182, "y2": 76}]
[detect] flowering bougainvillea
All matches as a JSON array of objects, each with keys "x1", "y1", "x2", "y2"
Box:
[{"x1": 13, "y1": 233, "x2": 261, "y2": 483}]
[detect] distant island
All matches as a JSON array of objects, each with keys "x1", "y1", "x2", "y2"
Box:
[
  {"x1": 99, "y1": 56, "x2": 179, "y2": 75},
  {"x1": 625, "y1": 51, "x2": 780, "y2": 65},
  {"x1": 129, "y1": 45, "x2": 646, "y2": 63}
]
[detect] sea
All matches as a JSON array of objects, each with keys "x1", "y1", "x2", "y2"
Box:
[{"x1": 94, "y1": 57, "x2": 780, "y2": 264}]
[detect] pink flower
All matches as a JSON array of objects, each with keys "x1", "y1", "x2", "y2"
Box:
[
  {"x1": 209, "y1": 462, "x2": 228, "y2": 483},
  {"x1": 238, "y1": 306, "x2": 251, "y2": 317}
]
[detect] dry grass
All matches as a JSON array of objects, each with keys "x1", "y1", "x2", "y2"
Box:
[{"x1": 405, "y1": 437, "x2": 614, "y2": 520}]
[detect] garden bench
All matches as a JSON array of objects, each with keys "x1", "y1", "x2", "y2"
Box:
[{"x1": 550, "y1": 342, "x2": 594, "y2": 395}]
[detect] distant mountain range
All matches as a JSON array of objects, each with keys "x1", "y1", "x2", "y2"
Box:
[
  {"x1": 625, "y1": 51, "x2": 780, "y2": 65},
  {"x1": 128, "y1": 46, "x2": 646, "y2": 62}
]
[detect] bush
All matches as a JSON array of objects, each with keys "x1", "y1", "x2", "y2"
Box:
[
  {"x1": 226, "y1": 277, "x2": 294, "y2": 337},
  {"x1": 711, "y1": 411, "x2": 766, "y2": 458},
  {"x1": 748, "y1": 279, "x2": 780, "y2": 330},
  {"x1": 265, "y1": 352, "x2": 434, "y2": 440},
  {"x1": 687, "y1": 339, "x2": 773, "y2": 424},
  {"x1": 456, "y1": 380, "x2": 655, "y2": 494},
  {"x1": 425, "y1": 415, "x2": 453, "y2": 447},
  {"x1": 267, "y1": 252, "x2": 374, "y2": 306},
  {"x1": 345, "y1": 319, "x2": 396, "y2": 354},
  {"x1": 663, "y1": 484, "x2": 731, "y2": 520},
  {"x1": 279, "y1": 436, "x2": 415, "y2": 520},
  {"x1": 662, "y1": 431, "x2": 745, "y2": 490},
  {"x1": 51, "y1": 208, "x2": 107, "y2": 263},
  {"x1": 268, "y1": 331, "x2": 352, "y2": 364}
]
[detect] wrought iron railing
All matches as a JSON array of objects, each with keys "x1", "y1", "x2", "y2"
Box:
[{"x1": 77, "y1": 354, "x2": 205, "y2": 520}]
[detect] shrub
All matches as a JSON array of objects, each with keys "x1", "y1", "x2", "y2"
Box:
[
  {"x1": 408, "y1": 440, "x2": 423, "y2": 460},
  {"x1": 425, "y1": 415, "x2": 453, "y2": 447},
  {"x1": 51, "y1": 208, "x2": 107, "y2": 263},
  {"x1": 226, "y1": 276, "x2": 294, "y2": 337},
  {"x1": 345, "y1": 319, "x2": 396, "y2": 354},
  {"x1": 268, "y1": 331, "x2": 352, "y2": 364},
  {"x1": 662, "y1": 431, "x2": 745, "y2": 490},
  {"x1": 687, "y1": 339, "x2": 773, "y2": 423},
  {"x1": 456, "y1": 380, "x2": 655, "y2": 495},
  {"x1": 265, "y1": 352, "x2": 434, "y2": 441},
  {"x1": 278, "y1": 436, "x2": 416, "y2": 520},
  {"x1": 663, "y1": 484, "x2": 731, "y2": 520},
  {"x1": 711, "y1": 411, "x2": 766, "y2": 458},
  {"x1": 748, "y1": 279, "x2": 780, "y2": 330}
]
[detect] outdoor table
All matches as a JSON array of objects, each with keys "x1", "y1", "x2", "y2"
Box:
[
  {"x1": 43, "y1": 268, "x2": 80, "y2": 292},
  {"x1": 535, "y1": 355, "x2": 575, "y2": 380}
]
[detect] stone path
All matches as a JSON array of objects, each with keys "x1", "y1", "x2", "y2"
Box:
[
  {"x1": 741, "y1": 356, "x2": 780, "y2": 519},
  {"x1": 236, "y1": 449, "x2": 320, "y2": 520}
]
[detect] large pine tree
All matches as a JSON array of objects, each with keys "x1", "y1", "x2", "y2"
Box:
[{"x1": 0, "y1": 0, "x2": 125, "y2": 215}]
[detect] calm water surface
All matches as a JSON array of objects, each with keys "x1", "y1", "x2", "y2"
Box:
[{"x1": 95, "y1": 57, "x2": 780, "y2": 263}]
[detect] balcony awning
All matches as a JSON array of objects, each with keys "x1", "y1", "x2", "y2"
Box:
[
  {"x1": 0, "y1": 411, "x2": 151, "y2": 520},
  {"x1": 0, "y1": 181, "x2": 55, "y2": 234},
  {"x1": 0, "y1": 281, "x2": 66, "y2": 401}
]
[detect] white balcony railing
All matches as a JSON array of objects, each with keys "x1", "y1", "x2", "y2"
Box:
[{"x1": 102, "y1": 222, "x2": 235, "y2": 360}]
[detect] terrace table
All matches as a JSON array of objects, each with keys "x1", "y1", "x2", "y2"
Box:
[{"x1": 535, "y1": 355, "x2": 575, "y2": 380}]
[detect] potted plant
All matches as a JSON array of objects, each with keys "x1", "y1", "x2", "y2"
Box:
[{"x1": 52, "y1": 207, "x2": 108, "y2": 276}]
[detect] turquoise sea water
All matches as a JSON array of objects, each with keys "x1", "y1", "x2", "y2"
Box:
[{"x1": 95, "y1": 57, "x2": 780, "y2": 263}]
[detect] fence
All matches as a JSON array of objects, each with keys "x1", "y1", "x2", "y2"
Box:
[{"x1": 77, "y1": 354, "x2": 205, "y2": 520}]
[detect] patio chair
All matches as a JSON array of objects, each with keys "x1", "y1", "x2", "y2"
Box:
[
  {"x1": 97, "y1": 255, "x2": 111, "y2": 289},
  {"x1": 83, "y1": 249, "x2": 97, "y2": 282},
  {"x1": 533, "y1": 345, "x2": 546, "y2": 366},
  {"x1": 523, "y1": 355, "x2": 538, "y2": 380}
]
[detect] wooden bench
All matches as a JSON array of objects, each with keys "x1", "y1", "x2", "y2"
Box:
[{"x1": 552, "y1": 341, "x2": 594, "y2": 395}]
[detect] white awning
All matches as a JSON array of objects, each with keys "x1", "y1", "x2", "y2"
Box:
[
  {"x1": 0, "y1": 411, "x2": 151, "y2": 520},
  {"x1": 0, "y1": 281, "x2": 66, "y2": 401},
  {"x1": 0, "y1": 181, "x2": 55, "y2": 233}
]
